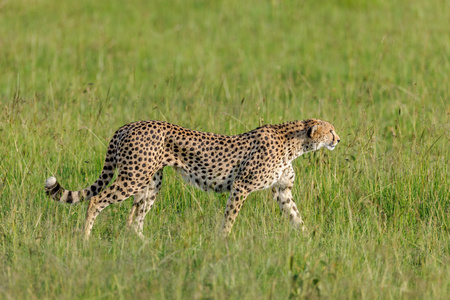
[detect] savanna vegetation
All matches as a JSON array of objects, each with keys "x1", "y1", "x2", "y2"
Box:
[{"x1": 1, "y1": 0, "x2": 449, "y2": 298}]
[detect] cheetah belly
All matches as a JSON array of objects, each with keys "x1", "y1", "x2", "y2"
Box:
[
  {"x1": 174, "y1": 166, "x2": 234, "y2": 193},
  {"x1": 264, "y1": 163, "x2": 292, "y2": 190}
]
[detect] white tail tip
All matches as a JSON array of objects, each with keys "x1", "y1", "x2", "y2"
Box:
[{"x1": 45, "y1": 176, "x2": 57, "y2": 189}]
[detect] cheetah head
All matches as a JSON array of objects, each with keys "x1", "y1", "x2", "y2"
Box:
[{"x1": 306, "y1": 121, "x2": 340, "y2": 151}]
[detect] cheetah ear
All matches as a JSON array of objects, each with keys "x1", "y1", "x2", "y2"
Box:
[{"x1": 307, "y1": 125, "x2": 319, "y2": 138}]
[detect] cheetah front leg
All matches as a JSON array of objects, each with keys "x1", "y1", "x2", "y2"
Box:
[{"x1": 272, "y1": 166, "x2": 307, "y2": 232}]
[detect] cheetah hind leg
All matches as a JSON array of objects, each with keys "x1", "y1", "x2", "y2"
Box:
[
  {"x1": 221, "y1": 184, "x2": 249, "y2": 236},
  {"x1": 83, "y1": 182, "x2": 131, "y2": 241},
  {"x1": 126, "y1": 169, "x2": 163, "y2": 240}
]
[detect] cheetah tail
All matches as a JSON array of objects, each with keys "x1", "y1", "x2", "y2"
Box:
[
  {"x1": 44, "y1": 176, "x2": 86, "y2": 205},
  {"x1": 44, "y1": 138, "x2": 119, "y2": 205},
  {"x1": 44, "y1": 161, "x2": 116, "y2": 205}
]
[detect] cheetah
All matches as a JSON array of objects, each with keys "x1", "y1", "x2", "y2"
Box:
[{"x1": 45, "y1": 119, "x2": 340, "y2": 240}]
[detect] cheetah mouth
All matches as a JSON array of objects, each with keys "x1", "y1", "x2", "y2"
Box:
[{"x1": 326, "y1": 144, "x2": 336, "y2": 151}]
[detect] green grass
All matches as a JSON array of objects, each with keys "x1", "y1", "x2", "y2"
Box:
[{"x1": 1, "y1": 0, "x2": 449, "y2": 298}]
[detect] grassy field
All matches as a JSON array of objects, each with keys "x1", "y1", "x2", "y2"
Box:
[{"x1": 1, "y1": 0, "x2": 449, "y2": 298}]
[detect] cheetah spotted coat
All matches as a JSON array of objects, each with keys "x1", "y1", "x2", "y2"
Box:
[{"x1": 45, "y1": 119, "x2": 340, "y2": 239}]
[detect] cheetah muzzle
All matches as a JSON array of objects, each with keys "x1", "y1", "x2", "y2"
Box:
[{"x1": 45, "y1": 119, "x2": 340, "y2": 240}]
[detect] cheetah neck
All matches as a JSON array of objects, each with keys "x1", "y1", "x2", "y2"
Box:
[
  {"x1": 284, "y1": 134, "x2": 309, "y2": 162},
  {"x1": 276, "y1": 121, "x2": 311, "y2": 162}
]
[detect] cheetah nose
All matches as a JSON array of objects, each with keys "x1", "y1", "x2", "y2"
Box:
[{"x1": 337, "y1": 139, "x2": 340, "y2": 143}]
